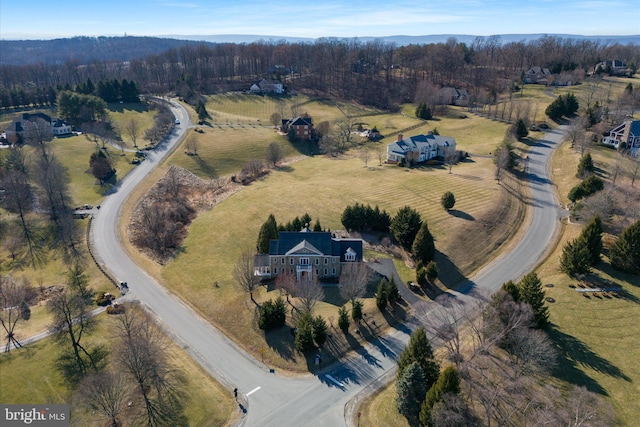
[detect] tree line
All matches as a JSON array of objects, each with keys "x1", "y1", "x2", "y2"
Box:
[{"x1": 2, "y1": 36, "x2": 638, "y2": 111}]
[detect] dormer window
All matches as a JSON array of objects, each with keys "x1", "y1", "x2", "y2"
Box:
[{"x1": 345, "y1": 247, "x2": 357, "y2": 262}]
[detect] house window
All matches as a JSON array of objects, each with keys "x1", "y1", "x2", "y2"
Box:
[
  {"x1": 315, "y1": 258, "x2": 319, "y2": 265},
  {"x1": 290, "y1": 258, "x2": 294, "y2": 265},
  {"x1": 345, "y1": 251, "x2": 356, "y2": 262},
  {"x1": 332, "y1": 258, "x2": 336, "y2": 263},
  {"x1": 324, "y1": 258, "x2": 328, "y2": 265},
  {"x1": 290, "y1": 269, "x2": 294, "y2": 275},
  {"x1": 272, "y1": 258, "x2": 276, "y2": 265},
  {"x1": 300, "y1": 258, "x2": 309, "y2": 265},
  {"x1": 281, "y1": 258, "x2": 285, "y2": 264},
  {"x1": 332, "y1": 268, "x2": 336, "y2": 275},
  {"x1": 323, "y1": 268, "x2": 328, "y2": 275}
]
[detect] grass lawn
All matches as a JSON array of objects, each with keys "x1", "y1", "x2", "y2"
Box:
[
  {"x1": 0, "y1": 312, "x2": 235, "y2": 427},
  {"x1": 358, "y1": 381, "x2": 409, "y2": 427}
]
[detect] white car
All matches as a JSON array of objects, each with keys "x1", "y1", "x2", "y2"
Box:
[{"x1": 175, "y1": 119, "x2": 181, "y2": 125}]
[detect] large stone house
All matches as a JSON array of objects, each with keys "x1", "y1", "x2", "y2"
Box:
[
  {"x1": 602, "y1": 120, "x2": 640, "y2": 157},
  {"x1": 437, "y1": 87, "x2": 470, "y2": 106},
  {"x1": 386, "y1": 133, "x2": 457, "y2": 164},
  {"x1": 254, "y1": 227, "x2": 364, "y2": 282},
  {"x1": 4, "y1": 112, "x2": 72, "y2": 142},
  {"x1": 281, "y1": 116, "x2": 316, "y2": 140}
]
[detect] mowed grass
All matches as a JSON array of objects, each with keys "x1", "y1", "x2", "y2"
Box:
[
  {"x1": 107, "y1": 102, "x2": 156, "y2": 147},
  {"x1": 168, "y1": 126, "x2": 300, "y2": 179},
  {"x1": 162, "y1": 153, "x2": 500, "y2": 370},
  {"x1": 0, "y1": 313, "x2": 235, "y2": 426}
]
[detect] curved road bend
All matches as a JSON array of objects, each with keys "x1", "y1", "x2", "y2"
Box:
[{"x1": 91, "y1": 103, "x2": 568, "y2": 427}]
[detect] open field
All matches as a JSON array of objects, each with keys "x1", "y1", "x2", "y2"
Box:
[{"x1": 0, "y1": 312, "x2": 235, "y2": 426}]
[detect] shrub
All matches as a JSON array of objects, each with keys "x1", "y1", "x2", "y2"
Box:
[
  {"x1": 258, "y1": 297, "x2": 287, "y2": 330},
  {"x1": 106, "y1": 304, "x2": 125, "y2": 314},
  {"x1": 441, "y1": 191, "x2": 456, "y2": 211},
  {"x1": 351, "y1": 300, "x2": 363, "y2": 324},
  {"x1": 576, "y1": 153, "x2": 594, "y2": 178},
  {"x1": 425, "y1": 261, "x2": 439, "y2": 284},
  {"x1": 416, "y1": 265, "x2": 428, "y2": 287},
  {"x1": 610, "y1": 220, "x2": 640, "y2": 273},
  {"x1": 312, "y1": 315, "x2": 328, "y2": 348},
  {"x1": 568, "y1": 175, "x2": 604, "y2": 202}
]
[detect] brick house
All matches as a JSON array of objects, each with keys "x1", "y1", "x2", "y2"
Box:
[{"x1": 281, "y1": 116, "x2": 316, "y2": 140}]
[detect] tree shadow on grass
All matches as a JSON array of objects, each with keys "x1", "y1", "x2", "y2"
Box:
[
  {"x1": 449, "y1": 209, "x2": 475, "y2": 221},
  {"x1": 547, "y1": 325, "x2": 631, "y2": 395},
  {"x1": 194, "y1": 156, "x2": 218, "y2": 179}
]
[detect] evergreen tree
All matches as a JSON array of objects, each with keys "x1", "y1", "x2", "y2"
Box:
[
  {"x1": 312, "y1": 315, "x2": 328, "y2": 348},
  {"x1": 545, "y1": 96, "x2": 566, "y2": 120},
  {"x1": 387, "y1": 277, "x2": 400, "y2": 305},
  {"x1": 313, "y1": 219, "x2": 322, "y2": 232},
  {"x1": 351, "y1": 300, "x2": 363, "y2": 324},
  {"x1": 412, "y1": 221, "x2": 436, "y2": 266},
  {"x1": 301, "y1": 213, "x2": 313, "y2": 228},
  {"x1": 581, "y1": 215, "x2": 603, "y2": 266},
  {"x1": 518, "y1": 272, "x2": 549, "y2": 327},
  {"x1": 577, "y1": 153, "x2": 594, "y2": 178},
  {"x1": 291, "y1": 216, "x2": 302, "y2": 231},
  {"x1": 560, "y1": 237, "x2": 592, "y2": 277},
  {"x1": 392, "y1": 206, "x2": 423, "y2": 250},
  {"x1": 195, "y1": 99, "x2": 210, "y2": 122},
  {"x1": 256, "y1": 214, "x2": 278, "y2": 254},
  {"x1": 376, "y1": 279, "x2": 389, "y2": 311},
  {"x1": 610, "y1": 220, "x2": 640, "y2": 273},
  {"x1": 564, "y1": 92, "x2": 579, "y2": 115},
  {"x1": 441, "y1": 191, "x2": 456, "y2": 211},
  {"x1": 294, "y1": 312, "x2": 315, "y2": 353},
  {"x1": 501, "y1": 280, "x2": 520, "y2": 302},
  {"x1": 397, "y1": 327, "x2": 440, "y2": 389},
  {"x1": 396, "y1": 362, "x2": 427, "y2": 427},
  {"x1": 424, "y1": 261, "x2": 439, "y2": 284},
  {"x1": 514, "y1": 118, "x2": 529, "y2": 139},
  {"x1": 419, "y1": 366, "x2": 461, "y2": 427},
  {"x1": 338, "y1": 306, "x2": 350, "y2": 332}
]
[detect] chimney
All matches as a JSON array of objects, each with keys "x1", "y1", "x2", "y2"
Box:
[{"x1": 397, "y1": 133, "x2": 403, "y2": 142}]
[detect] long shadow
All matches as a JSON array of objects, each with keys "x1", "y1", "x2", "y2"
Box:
[
  {"x1": 433, "y1": 250, "x2": 468, "y2": 290},
  {"x1": 263, "y1": 325, "x2": 297, "y2": 363},
  {"x1": 449, "y1": 209, "x2": 475, "y2": 221},
  {"x1": 194, "y1": 156, "x2": 218, "y2": 179},
  {"x1": 547, "y1": 325, "x2": 631, "y2": 395}
]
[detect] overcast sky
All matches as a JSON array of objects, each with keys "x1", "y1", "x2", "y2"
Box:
[{"x1": 2, "y1": 0, "x2": 639, "y2": 40}]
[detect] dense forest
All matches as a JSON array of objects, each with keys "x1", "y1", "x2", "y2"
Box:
[{"x1": 1, "y1": 35, "x2": 639, "y2": 111}]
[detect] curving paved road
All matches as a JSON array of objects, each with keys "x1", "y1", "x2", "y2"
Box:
[{"x1": 90, "y1": 100, "x2": 568, "y2": 427}]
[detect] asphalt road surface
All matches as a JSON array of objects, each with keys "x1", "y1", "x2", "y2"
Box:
[{"x1": 90, "y1": 102, "x2": 568, "y2": 427}]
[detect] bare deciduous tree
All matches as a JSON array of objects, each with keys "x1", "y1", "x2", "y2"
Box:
[
  {"x1": 76, "y1": 371, "x2": 129, "y2": 427},
  {"x1": 266, "y1": 142, "x2": 283, "y2": 167},
  {"x1": 233, "y1": 250, "x2": 260, "y2": 305},
  {"x1": 0, "y1": 276, "x2": 31, "y2": 352},
  {"x1": 185, "y1": 135, "x2": 198, "y2": 156},
  {"x1": 114, "y1": 304, "x2": 186, "y2": 427},
  {"x1": 275, "y1": 273, "x2": 297, "y2": 306},
  {"x1": 125, "y1": 118, "x2": 140, "y2": 148},
  {"x1": 295, "y1": 273, "x2": 324, "y2": 314},
  {"x1": 358, "y1": 145, "x2": 372, "y2": 167},
  {"x1": 338, "y1": 262, "x2": 370, "y2": 306}
]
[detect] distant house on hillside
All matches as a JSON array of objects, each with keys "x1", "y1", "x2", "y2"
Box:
[
  {"x1": 525, "y1": 66, "x2": 553, "y2": 85},
  {"x1": 250, "y1": 78, "x2": 284, "y2": 94},
  {"x1": 254, "y1": 226, "x2": 364, "y2": 282},
  {"x1": 437, "y1": 87, "x2": 470, "y2": 106},
  {"x1": 386, "y1": 132, "x2": 457, "y2": 165},
  {"x1": 281, "y1": 116, "x2": 316, "y2": 140},
  {"x1": 594, "y1": 59, "x2": 630, "y2": 76},
  {"x1": 4, "y1": 112, "x2": 71, "y2": 143},
  {"x1": 602, "y1": 120, "x2": 640, "y2": 157}
]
